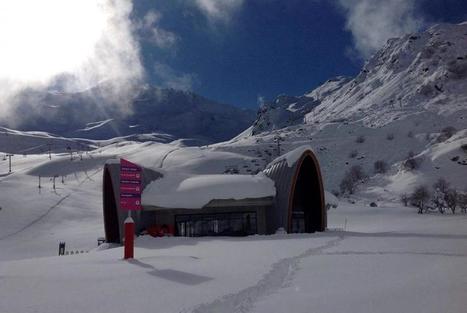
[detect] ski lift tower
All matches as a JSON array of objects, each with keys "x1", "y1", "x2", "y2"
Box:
[
  {"x1": 273, "y1": 135, "x2": 282, "y2": 156},
  {"x1": 5, "y1": 154, "x2": 13, "y2": 173}
]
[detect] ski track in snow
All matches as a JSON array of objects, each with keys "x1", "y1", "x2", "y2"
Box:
[
  {"x1": 157, "y1": 147, "x2": 180, "y2": 168},
  {"x1": 185, "y1": 230, "x2": 467, "y2": 313},
  {"x1": 0, "y1": 168, "x2": 101, "y2": 241},
  {"x1": 324, "y1": 251, "x2": 467, "y2": 257},
  {"x1": 186, "y1": 235, "x2": 345, "y2": 313},
  {"x1": 0, "y1": 194, "x2": 71, "y2": 241}
]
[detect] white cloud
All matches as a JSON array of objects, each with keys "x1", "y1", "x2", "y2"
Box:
[
  {"x1": 194, "y1": 0, "x2": 244, "y2": 22},
  {"x1": 0, "y1": 0, "x2": 144, "y2": 116},
  {"x1": 154, "y1": 63, "x2": 197, "y2": 91},
  {"x1": 338, "y1": 0, "x2": 424, "y2": 58},
  {"x1": 138, "y1": 10, "x2": 178, "y2": 49}
]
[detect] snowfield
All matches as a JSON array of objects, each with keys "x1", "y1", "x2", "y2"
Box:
[
  {"x1": 0, "y1": 111, "x2": 466, "y2": 312},
  {"x1": 0, "y1": 200, "x2": 466, "y2": 313},
  {"x1": 1, "y1": 21, "x2": 467, "y2": 313}
]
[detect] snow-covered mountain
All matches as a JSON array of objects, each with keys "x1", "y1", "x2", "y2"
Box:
[
  {"x1": 236, "y1": 22, "x2": 467, "y2": 195},
  {"x1": 1, "y1": 85, "x2": 255, "y2": 143},
  {"x1": 252, "y1": 77, "x2": 350, "y2": 134},
  {"x1": 253, "y1": 22, "x2": 467, "y2": 134}
]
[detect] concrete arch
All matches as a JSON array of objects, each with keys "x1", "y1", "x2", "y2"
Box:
[
  {"x1": 103, "y1": 165, "x2": 120, "y2": 243},
  {"x1": 263, "y1": 147, "x2": 326, "y2": 234},
  {"x1": 287, "y1": 151, "x2": 326, "y2": 233}
]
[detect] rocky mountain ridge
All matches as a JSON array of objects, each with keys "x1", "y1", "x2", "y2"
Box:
[{"x1": 253, "y1": 22, "x2": 467, "y2": 134}]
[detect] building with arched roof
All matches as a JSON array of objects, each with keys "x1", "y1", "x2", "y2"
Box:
[
  {"x1": 103, "y1": 146, "x2": 326, "y2": 243},
  {"x1": 263, "y1": 146, "x2": 326, "y2": 233}
]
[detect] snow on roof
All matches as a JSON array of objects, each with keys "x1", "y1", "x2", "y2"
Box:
[
  {"x1": 142, "y1": 172, "x2": 276, "y2": 209},
  {"x1": 105, "y1": 158, "x2": 120, "y2": 165},
  {"x1": 269, "y1": 145, "x2": 313, "y2": 168}
]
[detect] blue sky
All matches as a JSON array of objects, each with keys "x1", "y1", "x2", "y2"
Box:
[{"x1": 133, "y1": 0, "x2": 467, "y2": 109}]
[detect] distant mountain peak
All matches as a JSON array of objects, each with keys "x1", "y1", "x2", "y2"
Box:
[{"x1": 1, "y1": 84, "x2": 255, "y2": 142}]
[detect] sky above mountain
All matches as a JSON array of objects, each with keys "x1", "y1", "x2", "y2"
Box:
[
  {"x1": 134, "y1": 0, "x2": 467, "y2": 108},
  {"x1": 0, "y1": 0, "x2": 465, "y2": 116}
]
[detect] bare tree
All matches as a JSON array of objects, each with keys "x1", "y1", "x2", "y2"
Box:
[
  {"x1": 445, "y1": 189, "x2": 458, "y2": 214},
  {"x1": 431, "y1": 188, "x2": 446, "y2": 214},
  {"x1": 433, "y1": 178, "x2": 450, "y2": 194},
  {"x1": 411, "y1": 185, "x2": 430, "y2": 214},
  {"x1": 340, "y1": 165, "x2": 367, "y2": 195},
  {"x1": 430, "y1": 179, "x2": 451, "y2": 214},
  {"x1": 459, "y1": 193, "x2": 467, "y2": 214},
  {"x1": 400, "y1": 193, "x2": 409, "y2": 207}
]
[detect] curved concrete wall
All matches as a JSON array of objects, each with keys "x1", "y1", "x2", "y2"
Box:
[{"x1": 263, "y1": 149, "x2": 326, "y2": 233}]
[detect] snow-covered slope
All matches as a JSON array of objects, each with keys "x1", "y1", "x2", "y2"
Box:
[
  {"x1": 1, "y1": 138, "x2": 466, "y2": 313},
  {"x1": 307, "y1": 22, "x2": 467, "y2": 127},
  {"x1": 244, "y1": 22, "x2": 467, "y2": 196},
  {"x1": 253, "y1": 22, "x2": 467, "y2": 133},
  {"x1": 1, "y1": 85, "x2": 255, "y2": 142},
  {"x1": 252, "y1": 76, "x2": 350, "y2": 134},
  {"x1": 0, "y1": 126, "x2": 94, "y2": 154}
]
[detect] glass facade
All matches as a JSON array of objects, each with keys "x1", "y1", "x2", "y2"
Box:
[
  {"x1": 175, "y1": 212, "x2": 257, "y2": 237},
  {"x1": 291, "y1": 211, "x2": 306, "y2": 233}
]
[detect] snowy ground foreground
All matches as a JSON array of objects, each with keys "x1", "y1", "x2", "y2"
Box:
[
  {"x1": 0, "y1": 120, "x2": 466, "y2": 312},
  {"x1": 1, "y1": 201, "x2": 466, "y2": 313}
]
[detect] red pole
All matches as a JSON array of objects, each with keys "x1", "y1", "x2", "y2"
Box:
[{"x1": 124, "y1": 215, "x2": 135, "y2": 259}]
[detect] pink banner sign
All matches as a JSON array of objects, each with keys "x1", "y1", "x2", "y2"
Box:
[{"x1": 120, "y1": 159, "x2": 142, "y2": 211}]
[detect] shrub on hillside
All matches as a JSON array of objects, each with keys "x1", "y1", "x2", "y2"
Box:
[
  {"x1": 403, "y1": 151, "x2": 422, "y2": 171},
  {"x1": 374, "y1": 160, "x2": 388, "y2": 174},
  {"x1": 437, "y1": 126, "x2": 457, "y2": 142},
  {"x1": 339, "y1": 176, "x2": 356, "y2": 195},
  {"x1": 349, "y1": 165, "x2": 367, "y2": 181},
  {"x1": 355, "y1": 135, "x2": 366, "y2": 144},
  {"x1": 349, "y1": 150, "x2": 358, "y2": 158}
]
